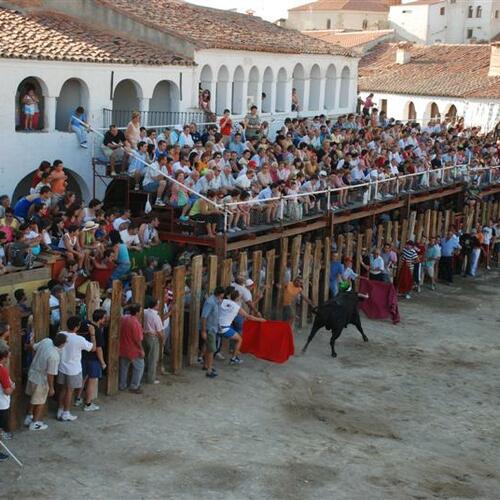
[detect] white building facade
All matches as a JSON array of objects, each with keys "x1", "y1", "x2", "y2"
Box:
[{"x1": 389, "y1": 0, "x2": 500, "y2": 44}]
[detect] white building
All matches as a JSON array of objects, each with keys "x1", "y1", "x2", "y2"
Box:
[
  {"x1": 286, "y1": 0, "x2": 393, "y2": 31},
  {"x1": 358, "y1": 41, "x2": 500, "y2": 131},
  {"x1": 389, "y1": 0, "x2": 500, "y2": 44},
  {"x1": 0, "y1": 0, "x2": 359, "y2": 200}
]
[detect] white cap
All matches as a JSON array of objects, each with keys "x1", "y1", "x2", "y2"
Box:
[{"x1": 245, "y1": 279, "x2": 254, "y2": 287}]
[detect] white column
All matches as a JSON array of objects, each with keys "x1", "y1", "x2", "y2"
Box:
[
  {"x1": 139, "y1": 97, "x2": 150, "y2": 126},
  {"x1": 240, "y1": 80, "x2": 249, "y2": 115},
  {"x1": 269, "y1": 80, "x2": 277, "y2": 116},
  {"x1": 302, "y1": 79, "x2": 310, "y2": 112},
  {"x1": 318, "y1": 77, "x2": 326, "y2": 113},
  {"x1": 44, "y1": 96, "x2": 57, "y2": 132},
  {"x1": 284, "y1": 78, "x2": 293, "y2": 114},
  {"x1": 255, "y1": 80, "x2": 263, "y2": 113},
  {"x1": 224, "y1": 83, "x2": 232, "y2": 115},
  {"x1": 334, "y1": 77, "x2": 342, "y2": 111}
]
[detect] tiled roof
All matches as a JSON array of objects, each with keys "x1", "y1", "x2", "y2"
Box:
[
  {"x1": 399, "y1": 0, "x2": 443, "y2": 5},
  {"x1": 290, "y1": 1, "x2": 390, "y2": 13},
  {"x1": 0, "y1": 7, "x2": 193, "y2": 65},
  {"x1": 304, "y1": 29, "x2": 394, "y2": 49},
  {"x1": 358, "y1": 43, "x2": 500, "y2": 99},
  {"x1": 95, "y1": 0, "x2": 354, "y2": 56}
]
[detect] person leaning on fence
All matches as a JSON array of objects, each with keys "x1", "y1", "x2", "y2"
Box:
[
  {"x1": 119, "y1": 303, "x2": 145, "y2": 394},
  {"x1": 57, "y1": 316, "x2": 96, "y2": 422},
  {"x1": 142, "y1": 297, "x2": 165, "y2": 385},
  {"x1": 24, "y1": 333, "x2": 67, "y2": 431}
]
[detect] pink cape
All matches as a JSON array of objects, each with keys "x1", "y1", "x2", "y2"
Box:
[{"x1": 358, "y1": 277, "x2": 400, "y2": 324}]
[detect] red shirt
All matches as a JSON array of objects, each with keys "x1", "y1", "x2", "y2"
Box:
[
  {"x1": 119, "y1": 315, "x2": 144, "y2": 359},
  {"x1": 219, "y1": 117, "x2": 232, "y2": 137}
]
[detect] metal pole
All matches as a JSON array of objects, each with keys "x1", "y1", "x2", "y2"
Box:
[
  {"x1": 0, "y1": 439, "x2": 24, "y2": 468},
  {"x1": 327, "y1": 187, "x2": 331, "y2": 211}
]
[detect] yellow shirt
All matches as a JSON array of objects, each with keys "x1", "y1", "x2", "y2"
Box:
[{"x1": 283, "y1": 283, "x2": 302, "y2": 306}]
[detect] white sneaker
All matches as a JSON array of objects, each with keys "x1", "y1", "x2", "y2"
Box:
[
  {"x1": 215, "y1": 352, "x2": 225, "y2": 361},
  {"x1": 56, "y1": 408, "x2": 64, "y2": 420},
  {"x1": 83, "y1": 403, "x2": 100, "y2": 412},
  {"x1": 74, "y1": 397, "x2": 83, "y2": 407},
  {"x1": 61, "y1": 412, "x2": 78, "y2": 422},
  {"x1": 24, "y1": 415, "x2": 33, "y2": 427},
  {"x1": 29, "y1": 421, "x2": 48, "y2": 431},
  {"x1": 80, "y1": 142, "x2": 88, "y2": 149},
  {"x1": 155, "y1": 199, "x2": 166, "y2": 207},
  {"x1": 153, "y1": 380, "x2": 160, "y2": 385}
]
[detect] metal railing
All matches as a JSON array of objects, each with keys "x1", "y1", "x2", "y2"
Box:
[{"x1": 103, "y1": 109, "x2": 206, "y2": 129}]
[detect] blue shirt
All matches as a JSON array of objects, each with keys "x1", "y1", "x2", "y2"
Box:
[
  {"x1": 440, "y1": 237, "x2": 461, "y2": 257},
  {"x1": 329, "y1": 261, "x2": 344, "y2": 294},
  {"x1": 70, "y1": 112, "x2": 86, "y2": 129},
  {"x1": 229, "y1": 141, "x2": 245, "y2": 157},
  {"x1": 14, "y1": 196, "x2": 41, "y2": 219},
  {"x1": 201, "y1": 295, "x2": 220, "y2": 333}
]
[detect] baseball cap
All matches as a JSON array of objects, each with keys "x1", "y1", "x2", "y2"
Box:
[{"x1": 245, "y1": 279, "x2": 254, "y2": 287}]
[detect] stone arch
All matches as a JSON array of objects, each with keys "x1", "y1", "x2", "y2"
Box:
[
  {"x1": 216, "y1": 65, "x2": 230, "y2": 115},
  {"x1": 324, "y1": 64, "x2": 337, "y2": 110},
  {"x1": 200, "y1": 64, "x2": 213, "y2": 92},
  {"x1": 339, "y1": 66, "x2": 350, "y2": 109},
  {"x1": 112, "y1": 79, "x2": 143, "y2": 127},
  {"x1": 292, "y1": 63, "x2": 305, "y2": 110},
  {"x1": 275, "y1": 68, "x2": 287, "y2": 113},
  {"x1": 309, "y1": 64, "x2": 321, "y2": 112},
  {"x1": 55, "y1": 78, "x2": 90, "y2": 132},
  {"x1": 248, "y1": 66, "x2": 260, "y2": 108},
  {"x1": 232, "y1": 65, "x2": 245, "y2": 115},
  {"x1": 16, "y1": 76, "x2": 48, "y2": 131},
  {"x1": 405, "y1": 101, "x2": 417, "y2": 120},
  {"x1": 426, "y1": 101, "x2": 440, "y2": 119},
  {"x1": 149, "y1": 80, "x2": 180, "y2": 126},
  {"x1": 262, "y1": 67, "x2": 274, "y2": 113},
  {"x1": 445, "y1": 104, "x2": 457, "y2": 119}
]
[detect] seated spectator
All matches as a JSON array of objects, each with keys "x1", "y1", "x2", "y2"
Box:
[
  {"x1": 170, "y1": 171, "x2": 191, "y2": 222},
  {"x1": 13, "y1": 186, "x2": 52, "y2": 222},
  {"x1": 139, "y1": 216, "x2": 161, "y2": 247},
  {"x1": 119, "y1": 223, "x2": 142, "y2": 251},
  {"x1": 143, "y1": 154, "x2": 169, "y2": 207},
  {"x1": 70, "y1": 106, "x2": 89, "y2": 148},
  {"x1": 102, "y1": 124, "x2": 126, "y2": 176},
  {"x1": 128, "y1": 141, "x2": 148, "y2": 189},
  {"x1": 58, "y1": 224, "x2": 85, "y2": 271}
]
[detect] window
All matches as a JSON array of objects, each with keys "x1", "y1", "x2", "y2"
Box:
[
  {"x1": 467, "y1": 28, "x2": 473, "y2": 39},
  {"x1": 476, "y1": 6, "x2": 482, "y2": 18},
  {"x1": 362, "y1": 19, "x2": 368, "y2": 29},
  {"x1": 440, "y1": 7, "x2": 445, "y2": 15},
  {"x1": 468, "y1": 6, "x2": 473, "y2": 18},
  {"x1": 326, "y1": 19, "x2": 331, "y2": 29}
]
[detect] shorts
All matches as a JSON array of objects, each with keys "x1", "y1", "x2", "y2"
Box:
[
  {"x1": 0, "y1": 408, "x2": 9, "y2": 432},
  {"x1": 82, "y1": 359, "x2": 103, "y2": 379},
  {"x1": 143, "y1": 181, "x2": 161, "y2": 193},
  {"x1": 24, "y1": 104, "x2": 35, "y2": 116},
  {"x1": 424, "y1": 265, "x2": 435, "y2": 278},
  {"x1": 283, "y1": 305, "x2": 294, "y2": 322},
  {"x1": 26, "y1": 381, "x2": 50, "y2": 405},
  {"x1": 102, "y1": 146, "x2": 125, "y2": 160},
  {"x1": 57, "y1": 371, "x2": 83, "y2": 389},
  {"x1": 220, "y1": 326, "x2": 238, "y2": 339},
  {"x1": 205, "y1": 330, "x2": 217, "y2": 353}
]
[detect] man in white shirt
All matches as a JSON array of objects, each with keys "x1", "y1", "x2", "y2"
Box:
[
  {"x1": 235, "y1": 170, "x2": 255, "y2": 190},
  {"x1": 57, "y1": 316, "x2": 95, "y2": 422},
  {"x1": 143, "y1": 154, "x2": 168, "y2": 207},
  {"x1": 112, "y1": 209, "x2": 131, "y2": 231}
]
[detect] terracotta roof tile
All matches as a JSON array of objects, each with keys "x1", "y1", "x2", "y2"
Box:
[
  {"x1": 94, "y1": 0, "x2": 353, "y2": 56},
  {"x1": 358, "y1": 42, "x2": 500, "y2": 99},
  {"x1": 304, "y1": 29, "x2": 393, "y2": 48},
  {"x1": 0, "y1": 7, "x2": 194, "y2": 66},
  {"x1": 290, "y1": 0, "x2": 390, "y2": 13}
]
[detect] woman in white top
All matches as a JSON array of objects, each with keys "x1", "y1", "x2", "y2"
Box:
[
  {"x1": 219, "y1": 289, "x2": 265, "y2": 365},
  {"x1": 125, "y1": 111, "x2": 141, "y2": 149}
]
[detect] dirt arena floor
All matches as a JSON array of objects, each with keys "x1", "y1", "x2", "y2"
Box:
[{"x1": 1, "y1": 271, "x2": 499, "y2": 500}]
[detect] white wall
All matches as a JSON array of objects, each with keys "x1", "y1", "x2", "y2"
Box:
[
  {"x1": 389, "y1": 4, "x2": 432, "y2": 44},
  {"x1": 287, "y1": 10, "x2": 388, "y2": 31}
]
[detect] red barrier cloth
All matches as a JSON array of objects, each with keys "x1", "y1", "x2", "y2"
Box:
[
  {"x1": 241, "y1": 320, "x2": 295, "y2": 363},
  {"x1": 397, "y1": 262, "x2": 413, "y2": 294},
  {"x1": 358, "y1": 277, "x2": 400, "y2": 325}
]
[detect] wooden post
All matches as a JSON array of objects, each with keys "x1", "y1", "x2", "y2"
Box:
[
  {"x1": 277, "y1": 238, "x2": 289, "y2": 315},
  {"x1": 423, "y1": 209, "x2": 431, "y2": 240},
  {"x1": 263, "y1": 249, "x2": 275, "y2": 318},
  {"x1": 346, "y1": 233, "x2": 354, "y2": 258},
  {"x1": 311, "y1": 241, "x2": 322, "y2": 310},
  {"x1": 207, "y1": 255, "x2": 218, "y2": 294},
  {"x1": 443, "y1": 209, "x2": 451, "y2": 236},
  {"x1": 2, "y1": 307, "x2": 23, "y2": 430},
  {"x1": 384, "y1": 220, "x2": 392, "y2": 244},
  {"x1": 436, "y1": 211, "x2": 443, "y2": 239},
  {"x1": 290, "y1": 236, "x2": 302, "y2": 280},
  {"x1": 32, "y1": 289, "x2": 50, "y2": 341},
  {"x1": 238, "y1": 252, "x2": 248, "y2": 279},
  {"x1": 252, "y1": 250, "x2": 263, "y2": 291},
  {"x1": 392, "y1": 221, "x2": 399, "y2": 249},
  {"x1": 220, "y1": 258, "x2": 233, "y2": 288},
  {"x1": 481, "y1": 202, "x2": 487, "y2": 226},
  {"x1": 300, "y1": 242, "x2": 312, "y2": 329},
  {"x1": 408, "y1": 211, "x2": 417, "y2": 241},
  {"x1": 323, "y1": 237, "x2": 331, "y2": 302},
  {"x1": 187, "y1": 255, "x2": 203, "y2": 366},
  {"x1": 364, "y1": 228, "x2": 373, "y2": 251},
  {"x1": 486, "y1": 201, "x2": 492, "y2": 224},
  {"x1": 430, "y1": 210, "x2": 438, "y2": 238},
  {"x1": 337, "y1": 234, "x2": 345, "y2": 257},
  {"x1": 131, "y1": 275, "x2": 146, "y2": 324},
  {"x1": 473, "y1": 202, "x2": 481, "y2": 227},
  {"x1": 355, "y1": 234, "x2": 363, "y2": 277},
  {"x1": 59, "y1": 289, "x2": 76, "y2": 331},
  {"x1": 152, "y1": 270, "x2": 166, "y2": 374},
  {"x1": 85, "y1": 281, "x2": 101, "y2": 321},
  {"x1": 376, "y1": 225, "x2": 384, "y2": 249},
  {"x1": 106, "y1": 279, "x2": 122, "y2": 395},
  {"x1": 400, "y1": 219, "x2": 409, "y2": 249},
  {"x1": 415, "y1": 213, "x2": 424, "y2": 242},
  {"x1": 171, "y1": 265, "x2": 186, "y2": 375}
]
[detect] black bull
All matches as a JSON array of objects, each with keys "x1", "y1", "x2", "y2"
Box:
[{"x1": 302, "y1": 291, "x2": 368, "y2": 358}]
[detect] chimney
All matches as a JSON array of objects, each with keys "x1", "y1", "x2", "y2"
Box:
[
  {"x1": 489, "y1": 42, "x2": 500, "y2": 77},
  {"x1": 396, "y1": 41, "x2": 412, "y2": 64}
]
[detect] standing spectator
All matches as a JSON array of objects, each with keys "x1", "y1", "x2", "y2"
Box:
[
  {"x1": 76, "y1": 310, "x2": 107, "y2": 412},
  {"x1": 142, "y1": 298, "x2": 164, "y2": 385},
  {"x1": 329, "y1": 252, "x2": 344, "y2": 297},
  {"x1": 24, "y1": 333, "x2": 67, "y2": 431},
  {"x1": 424, "y1": 236, "x2": 441, "y2": 290},
  {"x1": 244, "y1": 105, "x2": 261, "y2": 140},
  {"x1": 119, "y1": 304, "x2": 144, "y2": 394},
  {"x1": 23, "y1": 88, "x2": 39, "y2": 131},
  {"x1": 362, "y1": 93, "x2": 374, "y2": 117},
  {"x1": 369, "y1": 248, "x2": 385, "y2": 282},
  {"x1": 291, "y1": 88, "x2": 300, "y2": 112},
  {"x1": 0, "y1": 344, "x2": 14, "y2": 454},
  {"x1": 201, "y1": 286, "x2": 225, "y2": 379},
  {"x1": 57, "y1": 316, "x2": 95, "y2": 422},
  {"x1": 482, "y1": 220, "x2": 494, "y2": 270},
  {"x1": 70, "y1": 106, "x2": 89, "y2": 148},
  {"x1": 469, "y1": 229, "x2": 482, "y2": 277},
  {"x1": 281, "y1": 277, "x2": 315, "y2": 329},
  {"x1": 125, "y1": 111, "x2": 141, "y2": 150},
  {"x1": 398, "y1": 241, "x2": 418, "y2": 299},
  {"x1": 219, "y1": 109, "x2": 233, "y2": 146},
  {"x1": 440, "y1": 230, "x2": 461, "y2": 284}
]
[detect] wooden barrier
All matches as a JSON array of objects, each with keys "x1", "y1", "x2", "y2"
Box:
[
  {"x1": 376, "y1": 225, "x2": 384, "y2": 249},
  {"x1": 423, "y1": 209, "x2": 431, "y2": 240},
  {"x1": 220, "y1": 258, "x2": 233, "y2": 288},
  {"x1": 346, "y1": 232, "x2": 354, "y2": 258},
  {"x1": 252, "y1": 250, "x2": 263, "y2": 291},
  {"x1": 2, "y1": 306, "x2": 23, "y2": 430},
  {"x1": 337, "y1": 234, "x2": 345, "y2": 256},
  {"x1": 152, "y1": 270, "x2": 166, "y2": 375},
  {"x1": 207, "y1": 255, "x2": 218, "y2": 294},
  {"x1": 311, "y1": 240, "x2": 322, "y2": 309},
  {"x1": 430, "y1": 210, "x2": 438, "y2": 238},
  {"x1": 131, "y1": 275, "x2": 146, "y2": 324},
  {"x1": 277, "y1": 238, "x2": 289, "y2": 315},
  {"x1": 355, "y1": 234, "x2": 363, "y2": 276},
  {"x1": 436, "y1": 211, "x2": 443, "y2": 239},
  {"x1": 238, "y1": 252, "x2": 248, "y2": 279},
  {"x1": 323, "y1": 237, "x2": 331, "y2": 303},
  {"x1": 364, "y1": 228, "x2": 373, "y2": 251},
  {"x1": 59, "y1": 289, "x2": 76, "y2": 331},
  {"x1": 443, "y1": 210, "x2": 451, "y2": 236},
  {"x1": 290, "y1": 236, "x2": 301, "y2": 280},
  {"x1": 106, "y1": 279, "x2": 122, "y2": 395},
  {"x1": 415, "y1": 213, "x2": 424, "y2": 242},
  {"x1": 170, "y1": 265, "x2": 186, "y2": 374},
  {"x1": 187, "y1": 255, "x2": 203, "y2": 366},
  {"x1": 300, "y1": 242, "x2": 312, "y2": 329},
  {"x1": 408, "y1": 211, "x2": 417, "y2": 241},
  {"x1": 32, "y1": 289, "x2": 50, "y2": 341},
  {"x1": 85, "y1": 281, "x2": 101, "y2": 321},
  {"x1": 263, "y1": 249, "x2": 275, "y2": 318},
  {"x1": 392, "y1": 221, "x2": 399, "y2": 248}
]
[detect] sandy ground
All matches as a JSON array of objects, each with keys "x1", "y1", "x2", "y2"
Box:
[{"x1": 1, "y1": 271, "x2": 499, "y2": 500}]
